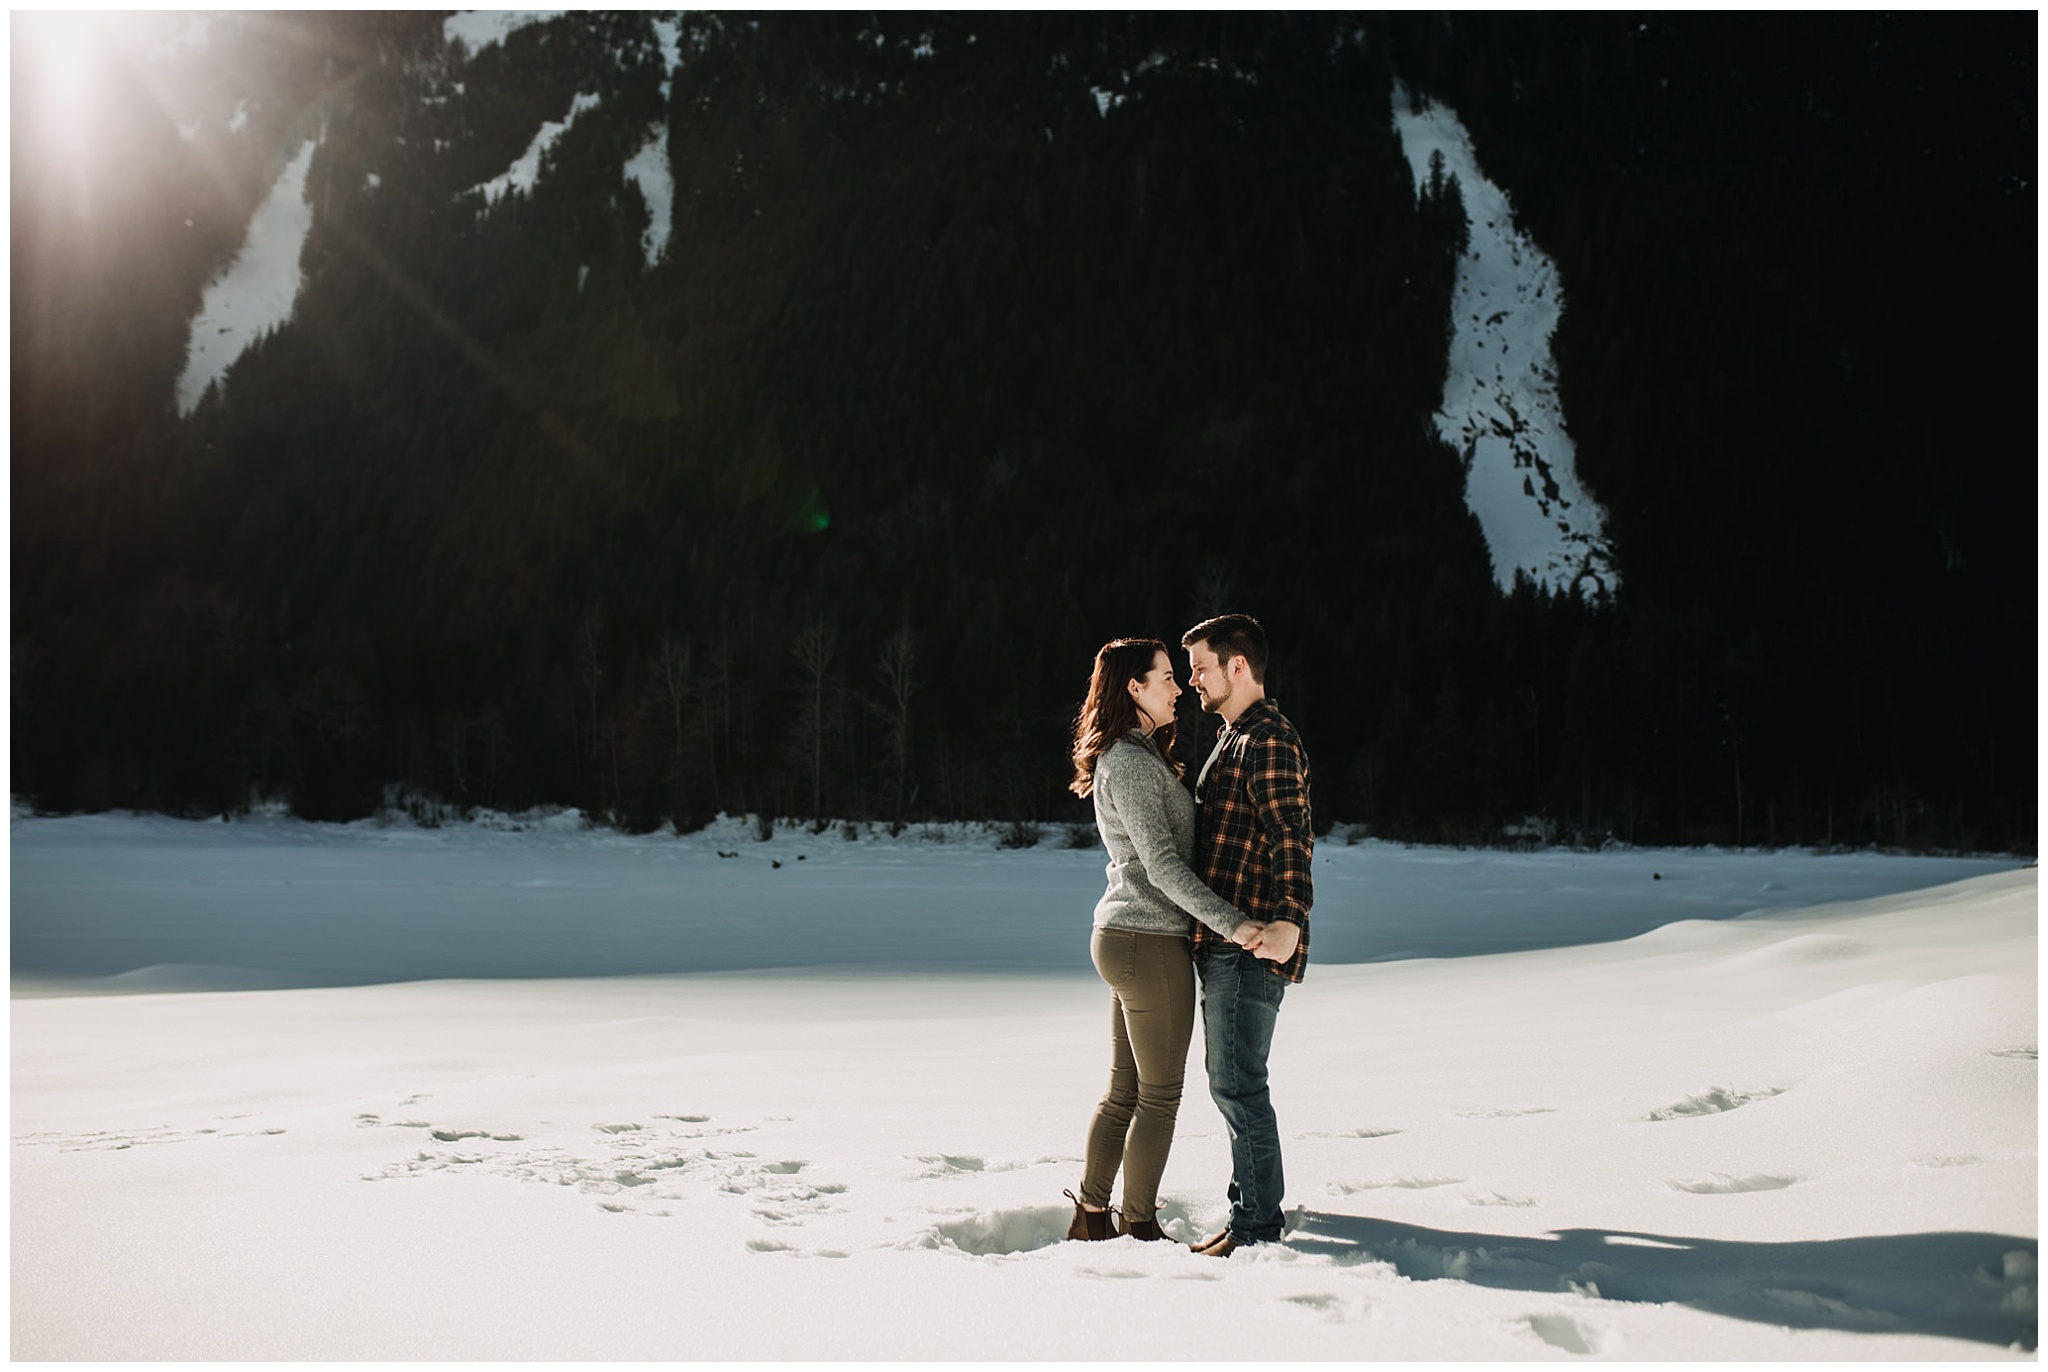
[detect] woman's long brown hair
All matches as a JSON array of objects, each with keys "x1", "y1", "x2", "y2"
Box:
[{"x1": 1069, "y1": 638, "x2": 1183, "y2": 798}]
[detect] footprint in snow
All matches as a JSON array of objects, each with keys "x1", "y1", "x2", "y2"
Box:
[
  {"x1": 910, "y1": 1154, "x2": 1056, "y2": 1179},
  {"x1": 909, "y1": 1197, "x2": 1199, "y2": 1257},
  {"x1": 1668, "y1": 1172, "x2": 1799, "y2": 1194},
  {"x1": 1328, "y1": 1176, "x2": 1462, "y2": 1193},
  {"x1": 430, "y1": 1128, "x2": 525, "y2": 1142},
  {"x1": 916, "y1": 1154, "x2": 985, "y2": 1176},
  {"x1": 1454, "y1": 1107, "x2": 1555, "y2": 1119},
  {"x1": 359, "y1": 1114, "x2": 836, "y2": 1221},
  {"x1": 1752, "y1": 1286, "x2": 1899, "y2": 1328},
  {"x1": 906, "y1": 1205, "x2": 1070, "y2": 1256},
  {"x1": 1279, "y1": 1292, "x2": 1367, "y2": 1322},
  {"x1": 1523, "y1": 1313, "x2": 1611, "y2": 1355},
  {"x1": 1298, "y1": 1127, "x2": 1401, "y2": 1139},
  {"x1": 1465, "y1": 1191, "x2": 1539, "y2": 1208},
  {"x1": 1987, "y1": 1047, "x2": 2036, "y2": 1061},
  {"x1": 746, "y1": 1237, "x2": 849, "y2": 1258},
  {"x1": 1643, "y1": 1085, "x2": 1784, "y2": 1121},
  {"x1": 18, "y1": 1123, "x2": 287, "y2": 1151}
]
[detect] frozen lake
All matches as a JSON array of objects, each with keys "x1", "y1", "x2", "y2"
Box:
[
  {"x1": 8, "y1": 809, "x2": 2029, "y2": 990},
  {"x1": 11, "y1": 824, "x2": 2035, "y2": 1359}
]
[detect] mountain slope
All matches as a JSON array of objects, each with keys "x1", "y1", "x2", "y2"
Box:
[{"x1": 9, "y1": 12, "x2": 2033, "y2": 849}]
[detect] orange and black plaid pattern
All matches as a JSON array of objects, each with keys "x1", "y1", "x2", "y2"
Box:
[{"x1": 1190, "y1": 698, "x2": 1314, "y2": 983}]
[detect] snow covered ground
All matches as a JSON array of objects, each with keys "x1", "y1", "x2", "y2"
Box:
[{"x1": 11, "y1": 811, "x2": 2035, "y2": 1359}]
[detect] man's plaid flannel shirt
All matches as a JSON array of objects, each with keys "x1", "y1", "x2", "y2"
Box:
[{"x1": 1190, "y1": 697, "x2": 1313, "y2": 983}]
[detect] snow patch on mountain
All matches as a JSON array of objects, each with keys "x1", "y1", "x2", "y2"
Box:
[
  {"x1": 1391, "y1": 86, "x2": 1620, "y2": 598},
  {"x1": 651, "y1": 16, "x2": 683, "y2": 100},
  {"x1": 623, "y1": 129, "x2": 674, "y2": 267},
  {"x1": 469, "y1": 92, "x2": 601, "y2": 206},
  {"x1": 444, "y1": 11, "x2": 563, "y2": 59},
  {"x1": 175, "y1": 140, "x2": 317, "y2": 417}
]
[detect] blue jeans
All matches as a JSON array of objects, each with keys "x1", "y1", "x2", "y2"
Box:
[{"x1": 1196, "y1": 945, "x2": 1288, "y2": 1243}]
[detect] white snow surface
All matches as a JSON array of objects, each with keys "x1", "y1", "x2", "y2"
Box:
[
  {"x1": 1392, "y1": 88, "x2": 1621, "y2": 598},
  {"x1": 623, "y1": 127, "x2": 675, "y2": 267},
  {"x1": 173, "y1": 139, "x2": 317, "y2": 417},
  {"x1": 11, "y1": 811, "x2": 2035, "y2": 1359},
  {"x1": 442, "y1": 10, "x2": 562, "y2": 59},
  {"x1": 469, "y1": 91, "x2": 601, "y2": 206}
]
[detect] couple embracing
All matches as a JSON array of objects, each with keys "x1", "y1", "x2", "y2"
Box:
[{"x1": 1063, "y1": 613, "x2": 1311, "y2": 1258}]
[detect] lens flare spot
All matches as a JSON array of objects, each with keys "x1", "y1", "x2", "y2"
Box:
[{"x1": 793, "y1": 487, "x2": 830, "y2": 534}]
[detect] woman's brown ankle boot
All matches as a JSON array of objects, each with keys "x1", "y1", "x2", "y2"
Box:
[
  {"x1": 1063, "y1": 1189, "x2": 1115, "y2": 1241},
  {"x1": 1121, "y1": 1215, "x2": 1167, "y2": 1241}
]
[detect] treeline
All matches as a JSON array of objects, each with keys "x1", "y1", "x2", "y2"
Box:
[{"x1": 10, "y1": 12, "x2": 2035, "y2": 850}]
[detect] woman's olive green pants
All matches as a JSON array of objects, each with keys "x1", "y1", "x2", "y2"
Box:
[{"x1": 1079, "y1": 927, "x2": 1195, "y2": 1224}]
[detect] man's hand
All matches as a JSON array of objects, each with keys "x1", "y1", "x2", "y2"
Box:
[
  {"x1": 1232, "y1": 920, "x2": 1267, "y2": 951},
  {"x1": 1249, "y1": 919, "x2": 1300, "y2": 963}
]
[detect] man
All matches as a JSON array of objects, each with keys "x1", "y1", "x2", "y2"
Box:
[{"x1": 1181, "y1": 613, "x2": 1312, "y2": 1258}]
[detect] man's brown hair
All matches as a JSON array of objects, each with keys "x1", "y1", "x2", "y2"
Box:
[{"x1": 1181, "y1": 613, "x2": 1268, "y2": 685}]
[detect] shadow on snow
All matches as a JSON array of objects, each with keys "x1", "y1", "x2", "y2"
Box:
[{"x1": 1292, "y1": 1210, "x2": 2037, "y2": 1349}]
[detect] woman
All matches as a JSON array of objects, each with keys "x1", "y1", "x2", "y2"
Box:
[{"x1": 1062, "y1": 638, "x2": 1256, "y2": 1242}]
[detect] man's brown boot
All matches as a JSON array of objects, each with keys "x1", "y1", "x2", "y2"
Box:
[{"x1": 1121, "y1": 1215, "x2": 1167, "y2": 1242}]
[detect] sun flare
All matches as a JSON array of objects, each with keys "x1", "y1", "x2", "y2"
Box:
[{"x1": 14, "y1": 11, "x2": 122, "y2": 154}]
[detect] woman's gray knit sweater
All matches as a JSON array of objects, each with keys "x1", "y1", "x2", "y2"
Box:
[{"x1": 1091, "y1": 729, "x2": 1245, "y2": 938}]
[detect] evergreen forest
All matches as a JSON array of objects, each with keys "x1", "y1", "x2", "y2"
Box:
[{"x1": 11, "y1": 11, "x2": 2037, "y2": 850}]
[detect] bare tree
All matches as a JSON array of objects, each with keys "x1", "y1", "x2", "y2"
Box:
[
  {"x1": 1187, "y1": 561, "x2": 1241, "y2": 624},
  {"x1": 873, "y1": 624, "x2": 920, "y2": 821},
  {"x1": 575, "y1": 603, "x2": 606, "y2": 762},
  {"x1": 444, "y1": 710, "x2": 470, "y2": 804},
  {"x1": 701, "y1": 636, "x2": 730, "y2": 812},
  {"x1": 791, "y1": 615, "x2": 837, "y2": 819},
  {"x1": 295, "y1": 663, "x2": 373, "y2": 760},
  {"x1": 649, "y1": 631, "x2": 692, "y2": 759},
  {"x1": 475, "y1": 705, "x2": 509, "y2": 810}
]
